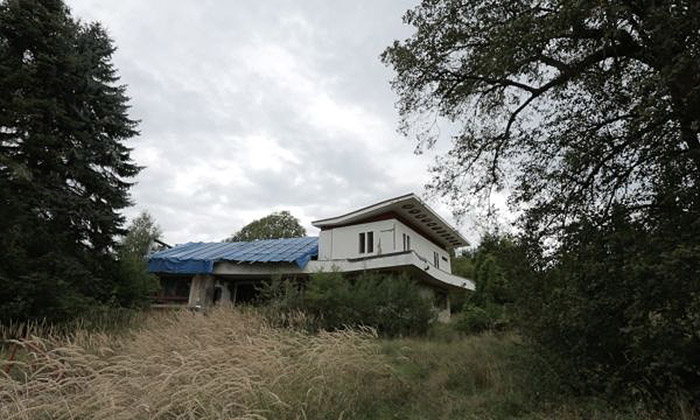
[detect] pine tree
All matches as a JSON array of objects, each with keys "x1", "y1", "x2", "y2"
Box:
[{"x1": 0, "y1": 0, "x2": 140, "y2": 321}]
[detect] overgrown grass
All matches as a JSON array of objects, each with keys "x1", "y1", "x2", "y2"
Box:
[
  {"x1": 1, "y1": 309, "x2": 696, "y2": 419},
  {"x1": 373, "y1": 333, "x2": 694, "y2": 420},
  {"x1": 1, "y1": 308, "x2": 393, "y2": 419}
]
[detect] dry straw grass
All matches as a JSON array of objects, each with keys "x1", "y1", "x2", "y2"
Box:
[{"x1": 0, "y1": 308, "x2": 392, "y2": 419}]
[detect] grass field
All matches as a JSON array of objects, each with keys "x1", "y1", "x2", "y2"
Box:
[{"x1": 0, "y1": 308, "x2": 695, "y2": 419}]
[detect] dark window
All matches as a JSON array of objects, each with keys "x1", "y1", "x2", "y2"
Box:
[
  {"x1": 434, "y1": 290, "x2": 448, "y2": 310},
  {"x1": 213, "y1": 287, "x2": 223, "y2": 304},
  {"x1": 434, "y1": 252, "x2": 440, "y2": 269},
  {"x1": 359, "y1": 232, "x2": 366, "y2": 253},
  {"x1": 235, "y1": 283, "x2": 257, "y2": 304},
  {"x1": 403, "y1": 234, "x2": 411, "y2": 251},
  {"x1": 367, "y1": 231, "x2": 374, "y2": 253},
  {"x1": 153, "y1": 277, "x2": 191, "y2": 304}
]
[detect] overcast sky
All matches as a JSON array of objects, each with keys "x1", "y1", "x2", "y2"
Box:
[{"x1": 66, "y1": 0, "x2": 491, "y2": 246}]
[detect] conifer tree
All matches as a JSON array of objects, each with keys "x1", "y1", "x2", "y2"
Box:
[{"x1": 0, "y1": 0, "x2": 140, "y2": 321}]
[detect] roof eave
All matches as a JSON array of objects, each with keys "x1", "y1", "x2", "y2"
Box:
[{"x1": 311, "y1": 193, "x2": 469, "y2": 249}]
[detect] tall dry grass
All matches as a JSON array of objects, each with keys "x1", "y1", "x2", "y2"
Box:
[{"x1": 0, "y1": 308, "x2": 392, "y2": 419}]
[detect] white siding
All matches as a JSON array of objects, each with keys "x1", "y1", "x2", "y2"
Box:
[
  {"x1": 395, "y1": 220, "x2": 452, "y2": 273},
  {"x1": 318, "y1": 219, "x2": 396, "y2": 260},
  {"x1": 317, "y1": 218, "x2": 452, "y2": 274}
]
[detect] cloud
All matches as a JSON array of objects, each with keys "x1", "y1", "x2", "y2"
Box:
[{"x1": 66, "y1": 0, "x2": 490, "y2": 246}]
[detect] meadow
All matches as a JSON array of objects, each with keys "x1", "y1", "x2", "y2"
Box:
[{"x1": 0, "y1": 308, "x2": 695, "y2": 419}]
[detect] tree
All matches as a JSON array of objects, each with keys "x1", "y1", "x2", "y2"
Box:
[
  {"x1": 382, "y1": 1, "x2": 700, "y2": 233},
  {"x1": 226, "y1": 211, "x2": 306, "y2": 242},
  {"x1": 115, "y1": 212, "x2": 162, "y2": 307},
  {"x1": 382, "y1": 1, "x2": 700, "y2": 404},
  {"x1": 120, "y1": 211, "x2": 163, "y2": 258},
  {"x1": 0, "y1": 0, "x2": 140, "y2": 321}
]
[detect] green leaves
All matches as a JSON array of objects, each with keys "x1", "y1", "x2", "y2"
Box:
[
  {"x1": 383, "y1": 0, "x2": 700, "y2": 233},
  {"x1": 226, "y1": 210, "x2": 306, "y2": 242},
  {"x1": 259, "y1": 272, "x2": 436, "y2": 337}
]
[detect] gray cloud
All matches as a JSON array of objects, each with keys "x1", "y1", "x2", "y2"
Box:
[{"x1": 67, "y1": 0, "x2": 490, "y2": 246}]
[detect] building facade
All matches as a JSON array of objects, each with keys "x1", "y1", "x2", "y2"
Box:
[{"x1": 148, "y1": 194, "x2": 474, "y2": 320}]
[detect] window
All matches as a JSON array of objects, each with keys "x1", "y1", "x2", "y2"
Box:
[
  {"x1": 359, "y1": 231, "x2": 374, "y2": 254},
  {"x1": 402, "y1": 233, "x2": 411, "y2": 251},
  {"x1": 434, "y1": 251, "x2": 440, "y2": 269}
]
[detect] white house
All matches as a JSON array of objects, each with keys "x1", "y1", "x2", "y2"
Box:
[{"x1": 148, "y1": 193, "x2": 474, "y2": 320}]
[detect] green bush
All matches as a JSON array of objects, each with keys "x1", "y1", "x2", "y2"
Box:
[
  {"x1": 258, "y1": 271, "x2": 435, "y2": 337},
  {"x1": 455, "y1": 305, "x2": 490, "y2": 334},
  {"x1": 515, "y1": 206, "x2": 700, "y2": 405}
]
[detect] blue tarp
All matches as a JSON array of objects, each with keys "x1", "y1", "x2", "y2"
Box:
[{"x1": 148, "y1": 237, "x2": 318, "y2": 274}]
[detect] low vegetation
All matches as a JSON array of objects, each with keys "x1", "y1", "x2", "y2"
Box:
[
  {"x1": 1, "y1": 308, "x2": 696, "y2": 420},
  {"x1": 1, "y1": 308, "x2": 391, "y2": 419},
  {"x1": 258, "y1": 271, "x2": 435, "y2": 337}
]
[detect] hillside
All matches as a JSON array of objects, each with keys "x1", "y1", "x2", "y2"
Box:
[{"x1": 1, "y1": 309, "x2": 693, "y2": 420}]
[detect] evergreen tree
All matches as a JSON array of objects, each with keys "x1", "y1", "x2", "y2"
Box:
[{"x1": 0, "y1": 0, "x2": 140, "y2": 321}]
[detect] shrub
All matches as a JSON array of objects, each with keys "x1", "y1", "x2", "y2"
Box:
[
  {"x1": 515, "y1": 206, "x2": 700, "y2": 405},
  {"x1": 454, "y1": 304, "x2": 491, "y2": 334},
  {"x1": 258, "y1": 271, "x2": 435, "y2": 337}
]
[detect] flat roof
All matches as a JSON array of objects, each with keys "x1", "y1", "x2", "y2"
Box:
[{"x1": 312, "y1": 193, "x2": 469, "y2": 249}]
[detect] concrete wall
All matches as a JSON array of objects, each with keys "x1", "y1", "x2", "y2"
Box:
[
  {"x1": 188, "y1": 274, "x2": 215, "y2": 307},
  {"x1": 187, "y1": 275, "x2": 233, "y2": 307},
  {"x1": 418, "y1": 284, "x2": 451, "y2": 323},
  {"x1": 318, "y1": 218, "x2": 452, "y2": 274}
]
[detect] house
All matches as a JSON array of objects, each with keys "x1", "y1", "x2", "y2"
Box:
[{"x1": 147, "y1": 193, "x2": 474, "y2": 320}]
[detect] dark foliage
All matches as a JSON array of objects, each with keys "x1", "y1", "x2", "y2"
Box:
[
  {"x1": 0, "y1": 0, "x2": 140, "y2": 322},
  {"x1": 258, "y1": 271, "x2": 436, "y2": 337},
  {"x1": 383, "y1": 0, "x2": 700, "y2": 406},
  {"x1": 114, "y1": 212, "x2": 162, "y2": 308},
  {"x1": 382, "y1": 0, "x2": 700, "y2": 228},
  {"x1": 516, "y1": 204, "x2": 700, "y2": 403},
  {"x1": 453, "y1": 234, "x2": 527, "y2": 333}
]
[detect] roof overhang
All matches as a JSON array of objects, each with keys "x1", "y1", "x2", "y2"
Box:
[
  {"x1": 312, "y1": 193, "x2": 468, "y2": 249},
  {"x1": 211, "y1": 250, "x2": 475, "y2": 291}
]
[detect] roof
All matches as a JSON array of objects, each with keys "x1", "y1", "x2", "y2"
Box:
[
  {"x1": 312, "y1": 193, "x2": 469, "y2": 248},
  {"x1": 148, "y1": 237, "x2": 318, "y2": 274}
]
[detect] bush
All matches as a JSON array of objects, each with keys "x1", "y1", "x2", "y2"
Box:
[
  {"x1": 453, "y1": 303, "x2": 510, "y2": 334},
  {"x1": 515, "y1": 206, "x2": 700, "y2": 405},
  {"x1": 455, "y1": 305, "x2": 490, "y2": 334},
  {"x1": 258, "y1": 271, "x2": 436, "y2": 337}
]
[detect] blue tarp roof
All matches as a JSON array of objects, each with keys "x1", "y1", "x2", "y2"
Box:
[{"x1": 148, "y1": 237, "x2": 318, "y2": 274}]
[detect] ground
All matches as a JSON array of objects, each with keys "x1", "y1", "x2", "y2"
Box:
[{"x1": 0, "y1": 308, "x2": 693, "y2": 419}]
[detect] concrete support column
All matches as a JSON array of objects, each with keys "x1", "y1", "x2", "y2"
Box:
[
  {"x1": 188, "y1": 274, "x2": 215, "y2": 308},
  {"x1": 214, "y1": 279, "x2": 233, "y2": 306}
]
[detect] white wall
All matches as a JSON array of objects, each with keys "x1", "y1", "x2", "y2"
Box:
[
  {"x1": 318, "y1": 218, "x2": 452, "y2": 274},
  {"x1": 395, "y1": 221, "x2": 452, "y2": 273}
]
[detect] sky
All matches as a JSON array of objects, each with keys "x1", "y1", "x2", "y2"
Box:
[{"x1": 66, "y1": 0, "x2": 494, "y2": 246}]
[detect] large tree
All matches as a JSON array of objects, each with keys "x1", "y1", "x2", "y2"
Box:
[
  {"x1": 0, "y1": 0, "x2": 140, "y2": 321},
  {"x1": 383, "y1": 0, "x2": 700, "y2": 404},
  {"x1": 226, "y1": 211, "x2": 306, "y2": 242},
  {"x1": 382, "y1": 0, "x2": 700, "y2": 232}
]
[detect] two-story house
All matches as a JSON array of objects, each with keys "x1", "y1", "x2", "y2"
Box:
[{"x1": 148, "y1": 193, "x2": 474, "y2": 320}]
